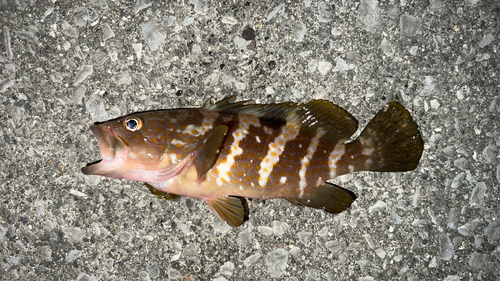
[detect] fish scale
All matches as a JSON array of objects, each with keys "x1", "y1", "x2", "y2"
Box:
[
  {"x1": 82, "y1": 97, "x2": 424, "y2": 227},
  {"x1": 211, "y1": 115, "x2": 257, "y2": 187}
]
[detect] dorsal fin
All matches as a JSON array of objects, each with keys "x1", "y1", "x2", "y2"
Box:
[
  {"x1": 203, "y1": 96, "x2": 358, "y2": 143},
  {"x1": 295, "y1": 100, "x2": 358, "y2": 143},
  {"x1": 202, "y1": 96, "x2": 296, "y2": 124}
]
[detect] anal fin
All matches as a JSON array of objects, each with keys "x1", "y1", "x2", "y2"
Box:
[
  {"x1": 205, "y1": 196, "x2": 249, "y2": 227},
  {"x1": 287, "y1": 183, "x2": 356, "y2": 214}
]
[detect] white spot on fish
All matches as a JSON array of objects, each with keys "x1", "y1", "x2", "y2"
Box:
[
  {"x1": 239, "y1": 186, "x2": 243, "y2": 190},
  {"x1": 280, "y1": 176, "x2": 287, "y2": 184},
  {"x1": 256, "y1": 136, "x2": 261, "y2": 143},
  {"x1": 363, "y1": 147, "x2": 375, "y2": 156},
  {"x1": 315, "y1": 177, "x2": 323, "y2": 187},
  {"x1": 216, "y1": 177, "x2": 223, "y2": 186},
  {"x1": 348, "y1": 165, "x2": 354, "y2": 173},
  {"x1": 365, "y1": 158, "x2": 373, "y2": 169},
  {"x1": 171, "y1": 139, "x2": 186, "y2": 147},
  {"x1": 182, "y1": 124, "x2": 203, "y2": 137},
  {"x1": 359, "y1": 136, "x2": 373, "y2": 147},
  {"x1": 263, "y1": 126, "x2": 272, "y2": 134},
  {"x1": 129, "y1": 152, "x2": 137, "y2": 159}
]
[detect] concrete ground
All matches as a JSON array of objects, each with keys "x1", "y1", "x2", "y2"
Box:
[{"x1": 1, "y1": 0, "x2": 499, "y2": 280}]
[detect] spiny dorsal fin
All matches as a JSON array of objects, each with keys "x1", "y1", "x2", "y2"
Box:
[
  {"x1": 195, "y1": 125, "x2": 228, "y2": 181},
  {"x1": 202, "y1": 96, "x2": 252, "y2": 111},
  {"x1": 202, "y1": 96, "x2": 296, "y2": 124},
  {"x1": 205, "y1": 196, "x2": 249, "y2": 227},
  {"x1": 287, "y1": 182, "x2": 356, "y2": 214},
  {"x1": 203, "y1": 96, "x2": 358, "y2": 142}
]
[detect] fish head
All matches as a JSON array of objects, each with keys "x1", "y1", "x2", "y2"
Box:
[{"x1": 82, "y1": 111, "x2": 193, "y2": 182}]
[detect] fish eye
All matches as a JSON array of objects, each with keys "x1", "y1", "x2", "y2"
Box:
[{"x1": 124, "y1": 117, "x2": 143, "y2": 132}]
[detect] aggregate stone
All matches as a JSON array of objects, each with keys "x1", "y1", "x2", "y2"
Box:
[{"x1": 0, "y1": 0, "x2": 499, "y2": 280}]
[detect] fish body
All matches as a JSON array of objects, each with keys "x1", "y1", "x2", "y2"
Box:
[{"x1": 82, "y1": 97, "x2": 424, "y2": 227}]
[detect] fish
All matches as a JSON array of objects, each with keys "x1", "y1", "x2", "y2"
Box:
[{"x1": 82, "y1": 97, "x2": 424, "y2": 227}]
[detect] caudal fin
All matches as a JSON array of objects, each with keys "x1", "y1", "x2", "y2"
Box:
[{"x1": 349, "y1": 101, "x2": 424, "y2": 172}]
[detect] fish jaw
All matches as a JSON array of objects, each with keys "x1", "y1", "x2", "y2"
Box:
[
  {"x1": 81, "y1": 124, "x2": 130, "y2": 177},
  {"x1": 82, "y1": 124, "x2": 191, "y2": 183}
]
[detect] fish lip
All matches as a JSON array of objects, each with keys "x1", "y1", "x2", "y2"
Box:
[{"x1": 81, "y1": 125, "x2": 125, "y2": 175}]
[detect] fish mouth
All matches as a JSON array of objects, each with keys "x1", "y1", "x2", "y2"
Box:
[{"x1": 81, "y1": 125, "x2": 127, "y2": 176}]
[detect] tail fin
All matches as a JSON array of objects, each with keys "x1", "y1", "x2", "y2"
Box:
[{"x1": 349, "y1": 101, "x2": 424, "y2": 172}]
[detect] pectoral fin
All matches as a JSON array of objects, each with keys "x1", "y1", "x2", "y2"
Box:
[
  {"x1": 145, "y1": 183, "x2": 181, "y2": 200},
  {"x1": 205, "y1": 196, "x2": 249, "y2": 227},
  {"x1": 195, "y1": 125, "x2": 228, "y2": 181}
]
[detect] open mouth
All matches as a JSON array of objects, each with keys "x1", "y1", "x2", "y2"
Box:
[
  {"x1": 84, "y1": 159, "x2": 102, "y2": 167},
  {"x1": 81, "y1": 123, "x2": 195, "y2": 183},
  {"x1": 81, "y1": 125, "x2": 124, "y2": 175}
]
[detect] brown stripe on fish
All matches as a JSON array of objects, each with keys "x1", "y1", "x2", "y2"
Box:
[
  {"x1": 210, "y1": 114, "x2": 270, "y2": 190},
  {"x1": 328, "y1": 143, "x2": 346, "y2": 179},
  {"x1": 212, "y1": 115, "x2": 260, "y2": 186},
  {"x1": 333, "y1": 130, "x2": 393, "y2": 176},
  {"x1": 258, "y1": 121, "x2": 301, "y2": 188},
  {"x1": 224, "y1": 119, "x2": 263, "y2": 190},
  {"x1": 334, "y1": 139, "x2": 369, "y2": 177},
  {"x1": 297, "y1": 128, "x2": 325, "y2": 198},
  {"x1": 304, "y1": 136, "x2": 331, "y2": 190},
  {"x1": 263, "y1": 127, "x2": 309, "y2": 197}
]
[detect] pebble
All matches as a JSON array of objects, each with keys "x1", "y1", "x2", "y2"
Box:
[
  {"x1": 102, "y1": 23, "x2": 115, "y2": 41},
  {"x1": 357, "y1": 0, "x2": 384, "y2": 34},
  {"x1": 244, "y1": 253, "x2": 261, "y2": 267},
  {"x1": 73, "y1": 65, "x2": 93, "y2": 86},
  {"x1": 266, "y1": 249, "x2": 288, "y2": 278},
  {"x1": 317, "y1": 2, "x2": 333, "y2": 23},
  {"x1": 439, "y1": 233, "x2": 454, "y2": 261},
  {"x1": 65, "y1": 250, "x2": 82, "y2": 263},
  {"x1": 400, "y1": 14, "x2": 421, "y2": 37},
  {"x1": 317, "y1": 61, "x2": 332, "y2": 75},
  {"x1": 141, "y1": 22, "x2": 166, "y2": 51}
]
